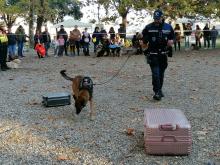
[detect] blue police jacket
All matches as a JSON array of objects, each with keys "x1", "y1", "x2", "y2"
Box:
[{"x1": 142, "y1": 22, "x2": 174, "y2": 52}]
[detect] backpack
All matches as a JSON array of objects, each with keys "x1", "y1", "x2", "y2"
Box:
[{"x1": 35, "y1": 43, "x2": 46, "y2": 57}]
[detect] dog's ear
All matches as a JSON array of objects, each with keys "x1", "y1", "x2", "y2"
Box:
[{"x1": 73, "y1": 95, "x2": 76, "y2": 100}]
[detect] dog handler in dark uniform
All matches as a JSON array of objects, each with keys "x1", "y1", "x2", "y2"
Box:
[{"x1": 141, "y1": 9, "x2": 174, "y2": 101}]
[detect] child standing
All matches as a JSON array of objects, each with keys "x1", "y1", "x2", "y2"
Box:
[
  {"x1": 52, "y1": 36, "x2": 59, "y2": 57},
  {"x1": 57, "y1": 35, "x2": 65, "y2": 56}
]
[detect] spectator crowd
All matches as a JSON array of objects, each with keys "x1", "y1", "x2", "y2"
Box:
[{"x1": 0, "y1": 20, "x2": 219, "y2": 71}]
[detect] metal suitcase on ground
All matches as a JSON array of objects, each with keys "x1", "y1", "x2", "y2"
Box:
[
  {"x1": 42, "y1": 92, "x2": 71, "y2": 107},
  {"x1": 144, "y1": 109, "x2": 192, "y2": 155}
]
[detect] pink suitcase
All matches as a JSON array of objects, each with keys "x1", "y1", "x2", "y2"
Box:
[{"x1": 144, "y1": 109, "x2": 192, "y2": 155}]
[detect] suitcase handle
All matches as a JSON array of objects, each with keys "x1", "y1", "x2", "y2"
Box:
[
  {"x1": 159, "y1": 124, "x2": 178, "y2": 131},
  {"x1": 161, "y1": 135, "x2": 177, "y2": 142}
]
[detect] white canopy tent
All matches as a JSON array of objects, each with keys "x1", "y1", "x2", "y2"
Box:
[
  {"x1": 53, "y1": 19, "x2": 93, "y2": 28},
  {"x1": 176, "y1": 17, "x2": 194, "y2": 24}
]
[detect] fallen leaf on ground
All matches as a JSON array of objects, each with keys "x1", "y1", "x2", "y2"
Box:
[
  {"x1": 127, "y1": 128, "x2": 135, "y2": 136},
  {"x1": 20, "y1": 89, "x2": 28, "y2": 93},
  {"x1": 70, "y1": 147, "x2": 80, "y2": 153},
  {"x1": 57, "y1": 155, "x2": 69, "y2": 161},
  {"x1": 130, "y1": 108, "x2": 143, "y2": 112},
  {"x1": 47, "y1": 115, "x2": 63, "y2": 122},
  {"x1": 27, "y1": 99, "x2": 39, "y2": 105},
  {"x1": 196, "y1": 130, "x2": 208, "y2": 136},
  {"x1": 198, "y1": 136, "x2": 206, "y2": 140},
  {"x1": 139, "y1": 96, "x2": 149, "y2": 101},
  {"x1": 189, "y1": 96, "x2": 197, "y2": 100},
  {"x1": 209, "y1": 152, "x2": 220, "y2": 157}
]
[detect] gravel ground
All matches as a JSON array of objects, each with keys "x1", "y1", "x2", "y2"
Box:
[{"x1": 0, "y1": 49, "x2": 219, "y2": 165}]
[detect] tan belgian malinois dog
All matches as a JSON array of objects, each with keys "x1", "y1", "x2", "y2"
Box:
[{"x1": 60, "y1": 70, "x2": 95, "y2": 120}]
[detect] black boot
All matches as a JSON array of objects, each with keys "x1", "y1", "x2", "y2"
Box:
[
  {"x1": 1, "y1": 65, "x2": 10, "y2": 71},
  {"x1": 1, "y1": 67, "x2": 7, "y2": 71},
  {"x1": 153, "y1": 92, "x2": 162, "y2": 101},
  {"x1": 159, "y1": 90, "x2": 164, "y2": 97}
]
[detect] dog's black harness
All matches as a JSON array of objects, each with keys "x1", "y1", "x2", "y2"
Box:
[{"x1": 79, "y1": 77, "x2": 93, "y2": 98}]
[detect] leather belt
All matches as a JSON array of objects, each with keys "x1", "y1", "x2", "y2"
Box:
[{"x1": 149, "y1": 51, "x2": 169, "y2": 55}]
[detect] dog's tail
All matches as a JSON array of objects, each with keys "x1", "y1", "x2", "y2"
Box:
[{"x1": 60, "y1": 70, "x2": 73, "y2": 81}]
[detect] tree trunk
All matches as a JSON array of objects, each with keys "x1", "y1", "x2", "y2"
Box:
[
  {"x1": 36, "y1": 16, "x2": 44, "y2": 32},
  {"x1": 29, "y1": 0, "x2": 34, "y2": 48},
  {"x1": 121, "y1": 13, "x2": 128, "y2": 37},
  {"x1": 4, "y1": 14, "x2": 15, "y2": 29},
  {"x1": 36, "y1": 0, "x2": 45, "y2": 32},
  {"x1": 122, "y1": 15, "x2": 127, "y2": 28}
]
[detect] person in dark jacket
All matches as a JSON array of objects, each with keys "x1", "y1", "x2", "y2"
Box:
[
  {"x1": 100, "y1": 27, "x2": 107, "y2": 42},
  {"x1": 109, "y1": 27, "x2": 116, "y2": 40},
  {"x1": 210, "y1": 26, "x2": 218, "y2": 48},
  {"x1": 15, "y1": 25, "x2": 26, "y2": 58},
  {"x1": 92, "y1": 27, "x2": 101, "y2": 53},
  {"x1": 203, "y1": 23, "x2": 210, "y2": 49},
  {"x1": 142, "y1": 9, "x2": 174, "y2": 101},
  {"x1": 57, "y1": 25, "x2": 68, "y2": 56},
  {"x1": 7, "y1": 28, "x2": 17, "y2": 61},
  {"x1": 41, "y1": 27, "x2": 51, "y2": 56}
]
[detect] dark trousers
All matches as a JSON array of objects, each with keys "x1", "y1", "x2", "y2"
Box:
[
  {"x1": 58, "y1": 45, "x2": 64, "y2": 56},
  {"x1": 0, "y1": 43, "x2": 8, "y2": 68},
  {"x1": 75, "y1": 41, "x2": 80, "y2": 56},
  {"x1": 64, "y1": 41, "x2": 68, "y2": 55},
  {"x1": 110, "y1": 47, "x2": 121, "y2": 55},
  {"x1": 204, "y1": 36, "x2": 210, "y2": 48},
  {"x1": 17, "y1": 41, "x2": 24, "y2": 57},
  {"x1": 211, "y1": 37, "x2": 217, "y2": 48},
  {"x1": 150, "y1": 65, "x2": 167, "y2": 93},
  {"x1": 43, "y1": 42, "x2": 50, "y2": 56},
  {"x1": 174, "y1": 41, "x2": 181, "y2": 51},
  {"x1": 83, "y1": 43, "x2": 90, "y2": 56},
  {"x1": 146, "y1": 54, "x2": 168, "y2": 93}
]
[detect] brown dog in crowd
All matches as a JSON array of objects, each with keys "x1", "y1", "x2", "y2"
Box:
[{"x1": 60, "y1": 70, "x2": 95, "y2": 120}]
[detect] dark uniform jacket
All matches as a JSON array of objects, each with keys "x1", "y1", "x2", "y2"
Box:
[
  {"x1": 142, "y1": 22, "x2": 174, "y2": 66},
  {"x1": 142, "y1": 22, "x2": 174, "y2": 52}
]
